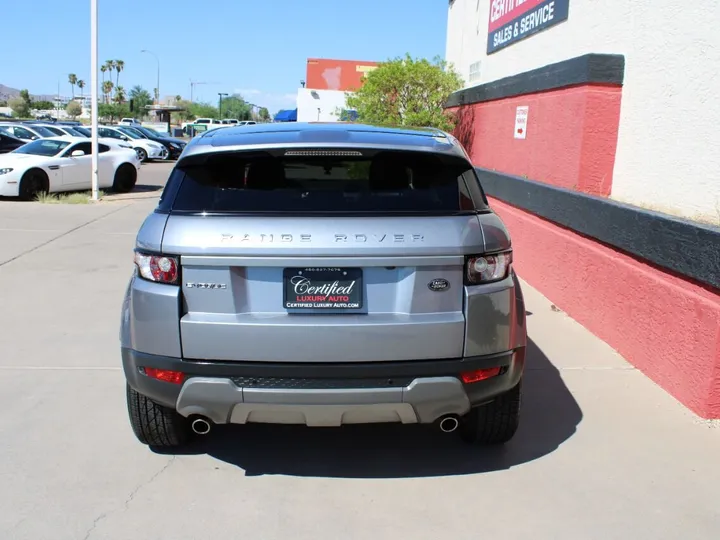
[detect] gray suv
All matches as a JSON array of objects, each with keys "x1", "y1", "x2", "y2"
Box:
[{"x1": 120, "y1": 122, "x2": 527, "y2": 449}]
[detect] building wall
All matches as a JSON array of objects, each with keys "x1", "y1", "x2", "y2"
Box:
[
  {"x1": 306, "y1": 58, "x2": 379, "y2": 92},
  {"x1": 296, "y1": 88, "x2": 350, "y2": 123},
  {"x1": 445, "y1": 2, "x2": 720, "y2": 418},
  {"x1": 446, "y1": 0, "x2": 720, "y2": 223}
]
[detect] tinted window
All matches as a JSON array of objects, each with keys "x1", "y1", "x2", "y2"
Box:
[
  {"x1": 120, "y1": 127, "x2": 145, "y2": 138},
  {"x1": 99, "y1": 128, "x2": 124, "y2": 140},
  {"x1": 117, "y1": 128, "x2": 141, "y2": 140},
  {"x1": 13, "y1": 127, "x2": 37, "y2": 139},
  {"x1": 65, "y1": 142, "x2": 92, "y2": 156},
  {"x1": 135, "y1": 127, "x2": 156, "y2": 137},
  {"x1": 14, "y1": 139, "x2": 70, "y2": 156},
  {"x1": 99, "y1": 144, "x2": 110, "y2": 153},
  {"x1": 37, "y1": 125, "x2": 63, "y2": 135},
  {"x1": 166, "y1": 149, "x2": 486, "y2": 215},
  {"x1": 29, "y1": 125, "x2": 56, "y2": 137}
]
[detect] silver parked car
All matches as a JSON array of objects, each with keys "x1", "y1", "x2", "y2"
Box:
[{"x1": 120, "y1": 122, "x2": 527, "y2": 448}]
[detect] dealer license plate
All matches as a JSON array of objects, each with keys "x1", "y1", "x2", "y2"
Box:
[{"x1": 283, "y1": 267, "x2": 363, "y2": 310}]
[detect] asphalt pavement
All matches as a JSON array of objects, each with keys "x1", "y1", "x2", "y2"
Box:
[{"x1": 0, "y1": 162, "x2": 719, "y2": 540}]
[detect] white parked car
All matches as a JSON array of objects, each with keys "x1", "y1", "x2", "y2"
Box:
[
  {"x1": 0, "y1": 123, "x2": 56, "y2": 142},
  {"x1": 119, "y1": 118, "x2": 142, "y2": 126},
  {"x1": 97, "y1": 126, "x2": 167, "y2": 162},
  {"x1": 0, "y1": 136, "x2": 141, "y2": 200},
  {"x1": 34, "y1": 123, "x2": 89, "y2": 138}
]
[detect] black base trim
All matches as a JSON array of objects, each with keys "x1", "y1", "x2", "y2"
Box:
[
  {"x1": 122, "y1": 348, "x2": 524, "y2": 409},
  {"x1": 129, "y1": 348, "x2": 516, "y2": 378},
  {"x1": 446, "y1": 53, "x2": 625, "y2": 107},
  {"x1": 477, "y1": 168, "x2": 720, "y2": 290}
]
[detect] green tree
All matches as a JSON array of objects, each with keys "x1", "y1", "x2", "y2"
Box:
[
  {"x1": 19, "y1": 89, "x2": 31, "y2": 106},
  {"x1": 68, "y1": 73, "x2": 77, "y2": 99},
  {"x1": 77, "y1": 80, "x2": 86, "y2": 98},
  {"x1": 129, "y1": 86, "x2": 152, "y2": 118},
  {"x1": 102, "y1": 81, "x2": 114, "y2": 104},
  {"x1": 66, "y1": 100, "x2": 82, "y2": 119},
  {"x1": 345, "y1": 54, "x2": 463, "y2": 131},
  {"x1": 9, "y1": 97, "x2": 31, "y2": 118},
  {"x1": 98, "y1": 103, "x2": 129, "y2": 122},
  {"x1": 188, "y1": 101, "x2": 219, "y2": 120},
  {"x1": 219, "y1": 94, "x2": 251, "y2": 120},
  {"x1": 114, "y1": 86, "x2": 126, "y2": 104},
  {"x1": 258, "y1": 107, "x2": 270, "y2": 122},
  {"x1": 32, "y1": 100, "x2": 55, "y2": 110},
  {"x1": 172, "y1": 100, "x2": 195, "y2": 123},
  {"x1": 115, "y1": 59, "x2": 124, "y2": 87}
]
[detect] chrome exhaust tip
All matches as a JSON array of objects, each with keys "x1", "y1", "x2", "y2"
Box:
[
  {"x1": 191, "y1": 417, "x2": 212, "y2": 435},
  {"x1": 438, "y1": 415, "x2": 460, "y2": 433}
]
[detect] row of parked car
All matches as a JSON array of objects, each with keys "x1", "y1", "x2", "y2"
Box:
[
  {"x1": 0, "y1": 120, "x2": 182, "y2": 200},
  {"x1": 0, "y1": 120, "x2": 187, "y2": 162}
]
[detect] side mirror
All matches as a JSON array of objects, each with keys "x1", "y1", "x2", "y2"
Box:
[{"x1": 71, "y1": 150, "x2": 85, "y2": 157}]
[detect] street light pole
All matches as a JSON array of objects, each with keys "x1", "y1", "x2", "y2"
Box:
[
  {"x1": 218, "y1": 92, "x2": 228, "y2": 118},
  {"x1": 90, "y1": 0, "x2": 99, "y2": 201},
  {"x1": 141, "y1": 49, "x2": 160, "y2": 104}
]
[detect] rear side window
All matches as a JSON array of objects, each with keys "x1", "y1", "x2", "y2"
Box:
[{"x1": 162, "y1": 149, "x2": 487, "y2": 215}]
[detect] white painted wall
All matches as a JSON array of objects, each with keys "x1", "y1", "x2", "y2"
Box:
[
  {"x1": 446, "y1": 0, "x2": 720, "y2": 223},
  {"x1": 296, "y1": 88, "x2": 351, "y2": 123}
]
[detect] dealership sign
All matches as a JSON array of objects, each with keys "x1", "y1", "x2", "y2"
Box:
[{"x1": 487, "y1": 0, "x2": 570, "y2": 55}]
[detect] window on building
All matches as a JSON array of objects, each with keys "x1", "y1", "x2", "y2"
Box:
[{"x1": 469, "y1": 61, "x2": 481, "y2": 84}]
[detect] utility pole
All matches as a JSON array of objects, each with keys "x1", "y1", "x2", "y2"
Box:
[
  {"x1": 190, "y1": 80, "x2": 220, "y2": 102},
  {"x1": 141, "y1": 50, "x2": 160, "y2": 104},
  {"x1": 190, "y1": 81, "x2": 205, "y2": 102}
]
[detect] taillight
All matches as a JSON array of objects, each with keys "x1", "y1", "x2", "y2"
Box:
[
  {"x1": 134, "y1": 251, "x2": 180, "y2": 284},
  {"x1": 465, "y1": 251, "x2": 512, "y2": 285},
  {"x1": 461, "y1": 367, "x2": 501, "y2": 384},
  {"x1": 142, "y1": 367, "x2": 185, "y2": 384}
]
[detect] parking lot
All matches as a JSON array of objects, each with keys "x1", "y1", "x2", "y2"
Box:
[{"x1": 0, "y1": 162, "x2": 719, "y2": 540}]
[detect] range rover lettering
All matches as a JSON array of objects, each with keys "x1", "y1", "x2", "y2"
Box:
[{"x1": 120, "y1": 122, "x2": 527, "y2": 448}]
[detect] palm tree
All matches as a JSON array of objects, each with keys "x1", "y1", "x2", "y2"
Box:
[
  {"x1": 101, "y1": 65, "x2": 107, "y2": 82},
  {"x1": 104, "y1": 60, "x2": 116, "y2": 83},
  {"x1": 77, "y1": 80, "x2": 86, "y2": 100},
  {"x1": 114, "y1": 85, "x2": 126, "y2": 104},
  {"x1": 115, "y1": 60, "x2": 124, "y2": 87},
  {"x1": 68, "y1": 73, "x2": 77, "y2": 99},
  {"x1": 102, "y1": 81, "x2": 114, "y2": 104}
]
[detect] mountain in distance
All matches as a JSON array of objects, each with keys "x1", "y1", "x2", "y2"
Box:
[{"x1": 0, "y1": 83, "x2": 63, "y2": 103}]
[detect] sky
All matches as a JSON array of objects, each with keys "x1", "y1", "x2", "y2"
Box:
[{"x1": 1, "y1": 0, "x2": 450, "y2": 114}]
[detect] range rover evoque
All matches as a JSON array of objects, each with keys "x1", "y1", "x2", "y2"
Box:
[{"x1": 120, "y1": 122, "x2": 527, "y2": 448}]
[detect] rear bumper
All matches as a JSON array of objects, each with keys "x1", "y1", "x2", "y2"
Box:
[{"x1": 122, "y1": 347, "x2": 525, "y2": 426}]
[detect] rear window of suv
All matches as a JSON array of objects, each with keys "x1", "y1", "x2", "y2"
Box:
[{"x1": 160, "y1": 149, "x2": 488, "y2": 215}]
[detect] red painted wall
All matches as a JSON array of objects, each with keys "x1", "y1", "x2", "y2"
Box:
[
  {"x1": 490, "y1": 197, "x2": 720, "y2": 418},
  {"x1": 452, "y1": 84, "x2": 622, "y2": 196},
  {"x1": 306, "y1": 58, "x2": 379, "y2": 92}
]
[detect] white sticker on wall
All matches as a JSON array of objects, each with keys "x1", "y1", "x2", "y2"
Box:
[{"x1": 514, "y1": 106, "x2": 528, "y2": 139}]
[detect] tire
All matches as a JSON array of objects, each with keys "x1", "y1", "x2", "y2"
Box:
[
  {"x1": 18, "y1": 169, "x2": 49, "y2": 201},
  {"x1": 135, "y1": 147, "x2": 147, "y2": 162},
  {"x1": 459, "y1": 380, "x2": 522, "y2": 445},
  {"x1": 112, "y1": 163, "x2": 137, "y2": 193},
  {"x1": 126, "y1": 384, "x2": 191, "y2": 448}
]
